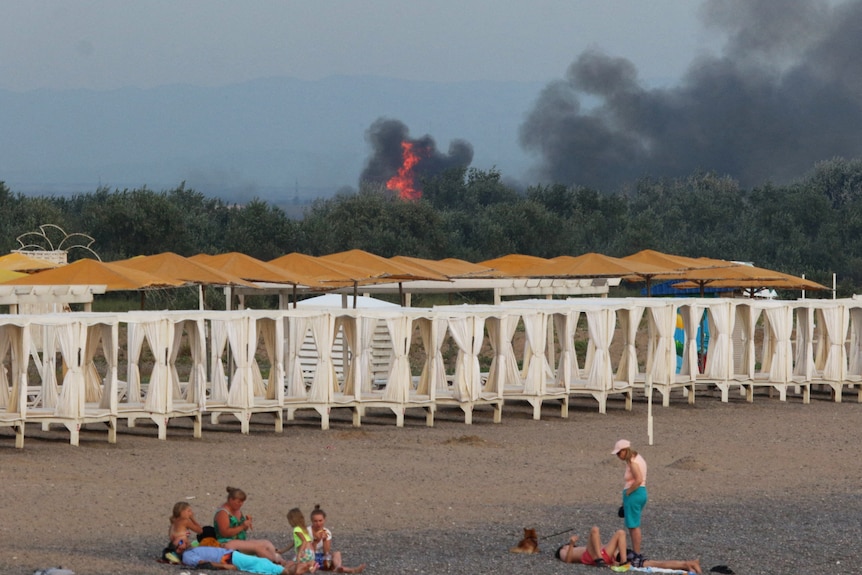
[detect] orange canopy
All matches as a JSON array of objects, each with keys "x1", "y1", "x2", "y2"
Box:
[
  {"x1": 478, "y1": 254, "x2": 554, "y2": 277},
  {"x1": 321, "y1": 249, "x2": 448, "y2": 281},
  {"x1": 268, "y1": 253, "x2": 376, "y2": 285},
  {"x1": 0, "y1": 252, "x2": 63, "y2": 272},
  {"x1": 191, "y1": 252, "x2": 324, "y2": 287},
  {"x1": 0, "y1": 269, "x2": 27, "y2": 283},
  {"x1": 545, "y1": 253, "x2": 673, "y2": 278},
  {"x1": 112, "y1": 252, "x2": 255, "y2": 287},
  {"x1": 4, "y1": 258, "x2": 184, "y2": 291},
  {"x1": 390, "y1": 255, "x2": 503, "y2": 279}
]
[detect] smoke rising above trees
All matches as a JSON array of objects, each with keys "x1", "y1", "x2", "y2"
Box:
[{"x1": 519, "y1": 0, "x2": 862, "y2": 191}]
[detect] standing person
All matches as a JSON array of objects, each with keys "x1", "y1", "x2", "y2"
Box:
[
  {"x1": 612, "y1": 439, "x2": 647, "y2": 561},
  {"x1": 308, "y1": 505, "x2": 366, "y2": 573},
  {"x1": 214, "y1": 486, "x2": 287, "y2": 566}
]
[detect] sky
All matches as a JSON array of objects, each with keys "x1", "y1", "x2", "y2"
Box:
[
  {"x1": 0, "y1": 1, "x2": 713, "y2": 91},
  {"x1": 3, "y1": 0, "x2": 861, "y2": 198}
]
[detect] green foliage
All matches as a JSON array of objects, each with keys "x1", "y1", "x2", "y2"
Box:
[{"x1": 6, "y1": 157, "x2": 862, "y2": 294}]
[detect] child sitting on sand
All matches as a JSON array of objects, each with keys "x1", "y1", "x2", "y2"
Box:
[
  {"x1": 308, "y1": 504, "x2": 365, "y2": 573},
  {"x1": 279, "y1": 508, "x2": 317, "y2": 572},
  {"x1": 170, "y1": 501, "x2": 203, "y2": 548}
]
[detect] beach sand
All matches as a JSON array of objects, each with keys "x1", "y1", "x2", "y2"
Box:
[{"x1": 2, "y1": 388, "x2": 861, "y2": 575}]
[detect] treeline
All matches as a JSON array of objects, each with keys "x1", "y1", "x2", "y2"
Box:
[{"x1": 2, "y1": 156, "x2": 862, "y2": 295}]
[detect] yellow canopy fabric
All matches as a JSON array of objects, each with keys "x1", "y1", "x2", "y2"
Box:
[
  {"x1": 0, "y1": 252, "x2": 63, "y2": 272},
  {"x1": 0, "y1": 269, "x2": 27, "y2": 283},
  {"x1": 321, "y1": 249, "x2": 449, "y2": 281},
  {"x1": 112, "y1": 252, "x2": 255, "y2": 287},
  {"x1": 4, "y1": 258, "x2": 184, "y2": 291},
  {"x1": 391, "y1": 255, "x2": 504, "y2": 278},
  {"x1": 478, "y1": 254, "x2": 554, "y2": 277},
  {"x1": 191, "y1": 252, "x2": 324, "y2": 287},
  {"x1": 268, "y1": 252, "x2": 377, "y2": 285},
  {"x1": 545, "y1": 253, "x2": 673, "y2": 278}
]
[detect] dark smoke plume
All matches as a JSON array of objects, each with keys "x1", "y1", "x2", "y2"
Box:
[
  {"x1": 360, "y1": 118, "x2": 474, "y2": 190},
  {"x1": 520, "y1": 0, "x2": 862, "y2": 191}
]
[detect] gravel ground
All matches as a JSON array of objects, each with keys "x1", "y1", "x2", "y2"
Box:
[{"x1": 2, "y1": 388, "x2": 861, "y2": 575}]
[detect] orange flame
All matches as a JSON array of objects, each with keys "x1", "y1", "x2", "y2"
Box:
[{"x1": 386, "y1": 141, "x2": 423, "y2": 201}]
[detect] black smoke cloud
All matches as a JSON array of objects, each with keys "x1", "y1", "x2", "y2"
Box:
[
  {"x1": 360, "y1": 118, "x2": 473, "y2": 190},
  {"x1": 520, "y1": 0, "x2": 862, "y2": 191}
]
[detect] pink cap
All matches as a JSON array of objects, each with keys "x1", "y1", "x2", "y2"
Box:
[{"x1": 611, "y1": 439, "x2": 631, "y2": 454}]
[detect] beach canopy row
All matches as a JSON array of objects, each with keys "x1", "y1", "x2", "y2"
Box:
[
  {"x1": 0, "y1": 249, "x2": 828, "y2": 305},
  {"x1": 0, "y1": 296, "x2": 859, "y2": 449}
]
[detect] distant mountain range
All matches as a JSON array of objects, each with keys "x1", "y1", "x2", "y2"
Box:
[{"x1": 0, "y1": 76, "x2": 547, "y2": 205}]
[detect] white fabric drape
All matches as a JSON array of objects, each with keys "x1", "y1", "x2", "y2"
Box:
[
  {"x1": 340, "y1": 316, "x2": 359, "y2": 396},
  {"x1": 308, "y1": 313, "x2": 336, "y2": 404},
  {"x1": 646, "y1": 304, "x2": 675, "y2": 385},
  {"x1": 818, "y1": 305, "x2": 848, "y2": 382},
  {"x1": 585, "y1": 308, "x2": 614, "y2": 391},
  {"x1": 126, "y1": 322, "x2": 145, "y2": 403},
  {"x1": 521, "y1": 311, "x2": 552, "y2": 395},
  {"x1": 849, "y1": 307, "x2": 862, "y2": 377},
  {"x1": 143, "y1": 319, "x2": 170, "y2": 413},
  {"x1": 763, "y1": 305, "x2": 792, "y2": 383},
  {"x1": 704, "y1": 302, "x2": 732, "y2": 381},
  {"x1": 39, "y1": 325, "x2": 60, "y2": 409},
  {"x1": 357, "y1": 315, "x2": 379, "y2": 397},
  {"x1": 448, "y1": 315, "x2": 485, "y2": 401},
  {"x1": 793, "y1": 306, "x2": 814, "y2": 380},
  {"x1": 733, "y1": 304, "x2": 756, "y2": 379},
  {"x1": 417, "y1": 316, "x2": 449, "y2": 398},
  {"x1": 54, "y1": 322, "x2": 84, "y2": 418},
  {"x1": 616, "y1": 306, "x2": 644, "y2": 385},
  {"x1": 486, "y1": 313, "x2": 521, "y2": 392},
  {"x1": 383, "y1": 315, "x2": 412, "y2": 403},
  {"x1": 554, "y1": 310, "x2": 579, "y2": 390},
  {"x1": 0, "y1": 326, "x2": 11, "y2": 409},
  {"x1": 285, "y1": 315, "x2": 310, "y2": 400}
]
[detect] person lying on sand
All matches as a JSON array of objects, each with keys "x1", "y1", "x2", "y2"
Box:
[
  {"x1": 555, "y1": 526, "x2": 702, "y2": 574},
  {"x1": 169, "y1": 537, "x2": 314, "y2": 574}
]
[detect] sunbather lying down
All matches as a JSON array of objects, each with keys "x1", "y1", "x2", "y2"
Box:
[
  {"x1": 554, "y1": 526, "x2": 702, "y2": 575},
  {"x1": 168, "y1": 534, "x2": 315, "y2": 574}
]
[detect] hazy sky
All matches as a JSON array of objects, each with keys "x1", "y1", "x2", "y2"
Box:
[{"x1": 1, "y1": 1, "x2": 715, "y2": 91}]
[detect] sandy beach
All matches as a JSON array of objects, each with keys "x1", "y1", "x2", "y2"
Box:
[{"x1": 2, "y1": 388, "x2": 861, "y2": 575}]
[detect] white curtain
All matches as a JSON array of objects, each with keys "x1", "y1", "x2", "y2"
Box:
[
  {"x1": 209, "y1": 319, "x2": 230, "y2": 403},
  {"x1": 143, "y1": 319, "x2": 170, "y2": 413},
  {"x1": 340, "y1": 315, "x2": 359, "y2": 397},
  {"x1": 554, "y1": 310, "x2": 579, "y2": 390},
  {"x1": 521, "y1": 311, "x2": 551, "y2": 395},
  {"x1": 679, "y1": 304, "x2": 704, "y2": 378},
  {"x1": 616, "y1": 306, "x2": 644, "y2": 385},
  {"x1": 486, "y1": 313, "x2": 521, "y2": 392},
  {"x1": 793, "y1": 306, "x2": 814, "y2": 380},
  {"x1": 39, "y1": 325, "x2": 60, "y2": 409},
  {"x1": 585, "y1": 308, "x2": 614, "y2": 391},
  {"x1": 417, "y1": 316, "x2": 448, "y2": 398},
  {"x1": 849, "y1": 307, "x2": 862, "y2": 377},
  {"x1": 257, "y1": 318, "x2": 281, "y2": 400},
  {"x1": 54, "y1": 322, "x2": 84, "y2": 418},
  {"x1": 733, "y1": 304, "x2": 755, "y2": 379},
  {"x1": 647, "y1": 304, "x2": 675, "y2": 385},
  {"x1": 383, "y1": 315, "x2": 412, "y2": 403},
  {"x1": 0, "y1": 326, "x2": 11, "y2": 409},
  {"x1": 448, "y1": 316, "x2": 485, "y2": 401},
  {"x1": 308, "y1": 313, "x2": 336, "y2": 404},
  {"x1": 125, "y1": 322, "x2": 145, "y2": 403},
  {"x1": 763, "y1": 305, "x2": 792, "y2": 383},
  {"x1": 819, "y1": 304, "x2": 848, "y2": 382},
  {"x1": 357, "y1": 315, "x2": 379, "y2": 397},
  {"x1": 285, "y1": 315, "x2": 310, "y2": 400},
  {"x1": 704, "y1": 301, "x2": 732, "y2": 381}
]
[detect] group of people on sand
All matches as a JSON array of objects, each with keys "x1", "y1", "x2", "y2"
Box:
[
  {"x1": 554, "y1": 439, "x2": 702, "y2": 574},
  {"x1": 166, "y1": 486, "x2": 366, "y2": 575}
]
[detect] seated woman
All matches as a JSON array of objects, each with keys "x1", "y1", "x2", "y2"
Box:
[{"x1": 214, "y1": 486, "x2": 287, "y2": 566}]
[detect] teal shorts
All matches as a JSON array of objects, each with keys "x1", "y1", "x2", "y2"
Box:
[{"x1": 622, "y1": 486, "x2": 648, "y2": 529}]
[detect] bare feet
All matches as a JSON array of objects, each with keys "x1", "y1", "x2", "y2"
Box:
[{"x1": 687, "y1": 559, "x2": 702, "y2": 575}]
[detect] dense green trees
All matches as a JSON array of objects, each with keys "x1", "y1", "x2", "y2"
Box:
[{"x1": 2, "y1": 158, "x2": 862, "y2": 294}]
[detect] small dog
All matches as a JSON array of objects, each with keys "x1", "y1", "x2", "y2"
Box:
[{"x1": 509, "y1": 527, "x2": 539, "y2": 554}]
